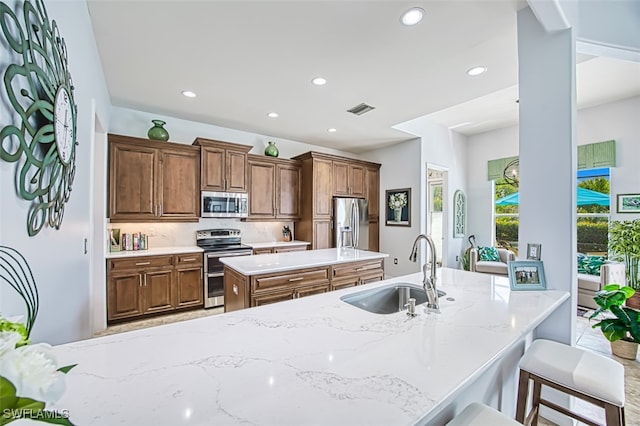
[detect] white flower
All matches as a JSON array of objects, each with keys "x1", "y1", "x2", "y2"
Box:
[
  {"x1": 0, "y1": 342, "x2": 66, "y2": 404},
  {"x1": 388, "y1": 193, "x2": 407, "y2": 209},
  {"x1": 0, "y1": 331, "x2": 22, "y2": 356}
]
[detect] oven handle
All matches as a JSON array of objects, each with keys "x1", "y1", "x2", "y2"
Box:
[
  {"x1": 207, "y1": 272, "x2": 224, "y2": 278},
  {"x1": 205, "y1": 251, "x2": 253, "y2": 258}
]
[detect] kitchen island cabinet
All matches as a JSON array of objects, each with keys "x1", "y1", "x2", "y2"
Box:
[
  {"x1": 244, "y1": 240, "x2": 310, "y2": 254},
  {"x1": 51, "y1": 269, "x2": 569, "y2": 425},
  {"x1": 222, "y1": 248, "x2": 386, "y2": 312}
]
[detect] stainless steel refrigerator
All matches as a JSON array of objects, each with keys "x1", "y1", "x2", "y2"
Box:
[{"x1": 333, "y1": 197, "x2": 369, "y2": 250}]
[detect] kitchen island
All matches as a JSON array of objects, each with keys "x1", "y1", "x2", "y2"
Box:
[{"x1": 50, "y1": 268, "x2": 568, "y2": 425}]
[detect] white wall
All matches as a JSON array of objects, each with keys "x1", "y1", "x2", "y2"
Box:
[
  {"x1": 363, "y1": 139, "x2": 422, "y2": 277},
  {"x1": 466, "y1": 95, "x2": 640, "y2": 240},
  {"x1": 0, "y1": 0, "x2": 111, "y2": 344}
]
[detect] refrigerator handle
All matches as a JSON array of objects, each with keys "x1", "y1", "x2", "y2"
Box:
[{"x1": 353, "y1": 200, "x2": 359, "y2": 248}]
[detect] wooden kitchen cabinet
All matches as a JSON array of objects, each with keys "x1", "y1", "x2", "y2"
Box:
[
  {"x1": 250, "y1": 267, "x2": 330, "y2": 308},
  {"x1": 175, "y1": 253, "x2": 204, "y2": 308},
  {"x1": 252, "y1": 244, "x2": 308, "y2": 255},
  {"x1": 246, "y1": 155, "x2": 301, "y2": 220},
  {"x1": 252, "y1": 248, "x2": 274, "y2": 255},
  {"x1": 366, "y1": 167, "x2": 380, "y2": 220},
  {"x1": 333, "y1": 161, "x2": 366, "y2": 197},
  {"x1": 293, "y1": 152, "x2": 380, "y2": 250},
  {"x1": 330, "y1": 259, "x2": 384, "y2": 291},
  {"x1": 223, "y1": 266, "x2": 250, "y2": 312},
  {"x1": 107, "y1": 252, "x2": 204, "y2": 323},
  {"x1": 194, "y1": 138, "x2": 252, "y2": 192},
  {"x1": 108, "y1": 134, "x2": 200, "y2": 222}
]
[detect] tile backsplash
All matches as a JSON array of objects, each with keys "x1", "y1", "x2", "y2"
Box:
[{"x1": 107, "y1": 219, "x2": 295, "y2": 248}]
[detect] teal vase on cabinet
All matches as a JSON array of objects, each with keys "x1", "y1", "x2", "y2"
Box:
[
  {"x1": 147, "y1": 119, "x2": 170, "y2": 141},
  {"x1": 264, "y1": 141, "x2": 279, "y2": 157}
]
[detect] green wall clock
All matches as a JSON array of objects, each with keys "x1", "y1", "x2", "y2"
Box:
[{"x1": 0, "y1": 0, "x2": 78, "y2": 236}]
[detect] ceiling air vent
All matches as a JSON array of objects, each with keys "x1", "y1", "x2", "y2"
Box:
[{"x1": 347, "y1": 103, "x2": 375, "y2": 116}]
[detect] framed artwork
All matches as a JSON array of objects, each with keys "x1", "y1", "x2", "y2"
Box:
[
  {"x1": 616, "y1": 194, "x2": 640, "y2": 213},
  {"x1": 386, "y1": 188, "x2": 411, "y2": 227},
  {"x1": 507, "y1": 261, "x2": 546, "y2": 291},
  {"x1": 526, "y1": 243, "x2": 541, "y2": 260},
  {"x1": 453, "y1": 190, "x2": 466, "y2": 238}
]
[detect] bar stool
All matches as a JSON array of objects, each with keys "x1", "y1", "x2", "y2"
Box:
[
  {"x1": 516, "y1": 339, "x2": 625, "y2": 426},
  {"x1": 446, "y1": 402, "x2": 520, "y2": 425}
]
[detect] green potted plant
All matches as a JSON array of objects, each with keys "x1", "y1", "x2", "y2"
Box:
[
  {"x1": 608, "y1": 219, "x2": 640, "y2": 309},
  {"x1": 590, "y1": 284, "x2": 640, "y2": 360}
]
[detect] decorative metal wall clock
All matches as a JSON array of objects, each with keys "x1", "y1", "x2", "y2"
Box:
[{"x1": 0, "y1": 0, "x2": 78, "y2": 236}]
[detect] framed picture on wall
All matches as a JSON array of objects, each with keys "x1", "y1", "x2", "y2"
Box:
[
  {"x1": 386, "y1": 188, "x2": 411, "y2": 227},
  {"x1": 616, "y1": 193, "x2": 640, "y2": 213}
]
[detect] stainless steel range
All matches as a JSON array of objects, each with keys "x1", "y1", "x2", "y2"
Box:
[{"x1": 196, "y1": 229, "x2": 253, "y2": 308}]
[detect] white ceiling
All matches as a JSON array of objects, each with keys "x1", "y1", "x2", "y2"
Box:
[{"x1": 87, "y1": 1, "x2": 640, "y2": 153}]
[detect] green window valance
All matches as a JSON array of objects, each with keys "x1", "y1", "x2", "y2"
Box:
[{"x1": 487, "y1": 140, "x2": 616, "y2": 181}]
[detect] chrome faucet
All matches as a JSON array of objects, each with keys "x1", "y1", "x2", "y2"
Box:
[{"x1": 409, "y1": 234, "x2": 440, "y2": 313}]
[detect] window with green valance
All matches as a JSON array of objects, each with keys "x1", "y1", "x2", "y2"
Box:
[{"x1": 487, "y1": 140, "x2": 616, "y2": 181}]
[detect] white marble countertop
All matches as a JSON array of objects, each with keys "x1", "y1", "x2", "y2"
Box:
[
  {"x1": 243, "y1": 240, "x2": 311, "y2": 249},
  {"x1": 50, "y1": 268, "x2": 568, "y2": 426},
  {"x1": 106, "y1": 246, "x2": 203, "y2": 258},
  {"x1": 220, "y1": 247, "x2": 388, "y2": 275}
]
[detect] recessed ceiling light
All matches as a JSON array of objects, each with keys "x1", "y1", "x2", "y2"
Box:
[
  {"x1": 267, "y1": 112, "x2": 279, "y2": 118},
  {"x1": 401, "y1": 7, "x2": 424, "y2": 26},
  {"x1": 181, "y1": 90, "x2": 197, "y2": 98},
  {"x1": 466, "y1": 66, "x2": 487, "y2": 76},
  {"x1": 311, "y1": 77, "x2": 327, "y2": 86},
  {"x1": 327, "y1": 128, "x2": 337, "y2": 133}
]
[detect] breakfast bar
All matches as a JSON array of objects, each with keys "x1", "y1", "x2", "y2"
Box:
[{"x1": 50, "y1": 268, "x2": 568, "y2": 425}]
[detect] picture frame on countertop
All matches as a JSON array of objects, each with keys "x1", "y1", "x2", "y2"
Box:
[
  {"x1": 616, "y1": 193, "x2": 640, "y2": 213},
  {"x1": 508, "y1": 260, "x2": 546, "y2": 291},
  {"x1": 526, "y1": 243, "x2": 541, "y2": 260}
]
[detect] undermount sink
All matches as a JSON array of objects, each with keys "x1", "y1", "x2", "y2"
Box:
[{"x1": 340, "y1": 282, "x2": 446, "y2": 314}]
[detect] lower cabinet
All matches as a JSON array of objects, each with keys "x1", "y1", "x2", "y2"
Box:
[
  {"x1": 252, "y1": 244, "x2": 309, "y2": 255},
  {"x1": 224, "y1": 259, "x2": 384, "y2": 312},
  {"x1": 107, "y1": 253, "x2": 203, "y2": 323}
]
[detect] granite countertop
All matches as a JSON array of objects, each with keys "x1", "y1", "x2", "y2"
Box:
[
  {"x1": 243, "y1": 240, "x2": 311, "y2": 249},
  {"x1": 106, "y1": 246, "x2": 203, "y2": 259},
  {"x1": 50, "y1": 268, "x2": 568, "y2": 426},
  {"x1": 220, "y1": 247, "x2": 388, "y2": 275}
]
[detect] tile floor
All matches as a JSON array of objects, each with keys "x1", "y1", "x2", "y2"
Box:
[{"x1": 95, "y1": 308, "x2": 639, "y2": 425}]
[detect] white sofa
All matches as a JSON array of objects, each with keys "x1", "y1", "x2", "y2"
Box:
[
  {"x1": 577, "y1": 263, "x2": 626, "y2": 310},
  {"x1": 469, "y1": 247, "x2": 516, "y2": 276}
]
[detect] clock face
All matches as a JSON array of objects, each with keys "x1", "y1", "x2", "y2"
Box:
[{"x1": 54, "y1": 86, "x2": 74, "y2": 165}]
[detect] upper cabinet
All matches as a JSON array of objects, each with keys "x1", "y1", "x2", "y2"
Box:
[
  {"x1": 333, "y1": 161, "x2": 366, "y2": 197},
  {"x1": 193, "y1": 138, "x2": 252, "y2": 192},
  {"x1": 247, "y1": 155, "x2": 301, "y2": 221},
  {"x1": 108, "y1": 134, "x2": 200, "y2": 222},
  {"x1": 366, "y1": 166, "x2": 380, "y2": 219}
]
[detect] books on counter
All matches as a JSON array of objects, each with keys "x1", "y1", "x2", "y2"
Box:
[{"x1": 109, "y1": 229, "x2": 148, "y2": 252}]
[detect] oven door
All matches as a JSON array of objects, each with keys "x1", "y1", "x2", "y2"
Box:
[{"x1": 204, "y1": 250, "x2": 252, "y2": 308}]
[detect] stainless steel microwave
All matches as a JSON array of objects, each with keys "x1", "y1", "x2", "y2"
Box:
[{"x1": 201, "y1": 191, "x2": 248, "y2": 218}]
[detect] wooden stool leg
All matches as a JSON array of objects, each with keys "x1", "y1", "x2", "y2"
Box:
[
  {"x1": 604, "y1": 404, "x2": 623, "y2": 426},
  {"x1": 516, "y1": 370, "x2": 530, "y2": 423},
  {"x1": 531, "y1": 380, "x2": 542, "y2": 426}
]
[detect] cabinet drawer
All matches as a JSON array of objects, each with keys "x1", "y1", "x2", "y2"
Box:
[
  {"x1": 273, "y1": 245, "x2": 308, "y2": 253},
  {"x1": 253, "y1": 248, "x2": 273, "y2": 255},
  {"x1": 108, "y1": 255, "x2": 173, "y2": 272},
  {"x1": 252, "y1": 267, "x2": 330, "y2": 293},
  {"x1": 331, "y1": 259, "x2": 383, "y2": 278},
  {"x1": 175, "y1": 253, "x2": 203, "y2": 265}
]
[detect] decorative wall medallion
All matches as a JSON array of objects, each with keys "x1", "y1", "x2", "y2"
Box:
[
  {"x1": 453, "y1": 190, "x2": 466, "y2": 238},
  {"x1": 0, "y1": 0, "x2": 78, "y2": 236}
]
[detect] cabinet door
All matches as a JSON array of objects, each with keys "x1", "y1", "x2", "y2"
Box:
[
  {"x1": 251, "y1": 289, "x2": 295, "y2": 307},
  {"x1": 248, "y1": 160, "x2": 276, "y2": 218},
  {"x1": 360, "y1": 271, "x2": 384, "y2": 285},
  {"x1": 107, "y1": 271, "x2": 143, "y2": 321},
  {"x1": 313, "y1": 159, "x2": 333, "y2": 217},
  {"x1": 369, "y1": 219, "x2": 379, "y2": 252},
  {"x1": 366, "y1": 167, "x2": 380, "y2": 219},
  {"x1": 159, "y1": 148, "x2": 200, "y2": 219},
  {"x1": 224, "y1": 267, "x2": 250, "y2": 312},
  {"x1": 226, "y1": 150, "x2": 248, "y2": 192},
  {"x1": 350, "y1": 165, "x2": 366, "y2": 197},
  {"x1": 276, "y1": 164, "x2": 301, "y2": 219},
  {"x1": 313, "y1": 220, "x2": 332, "y2": 249},
  {"x1": 332, "y1": 161, "x2": 350, "y2": 196},
  {"x1": 175, "y1": 265, "x2": 203, "y2": 308},
  {"x1": 109, "y1": 143, "x2": 157, "y2": 220},
  {"x1": 143, "y1": 269, "x2": 174, "y2": 314},
  {"x1": 331, "y1": 277, "x2": 360, "y2": 291},
  {"x1": 201, "y1": 146, "x2": 225, "y2": 191},
  {"x1": 296, "y1": 282, "x2": 330, "y2": 299}
]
